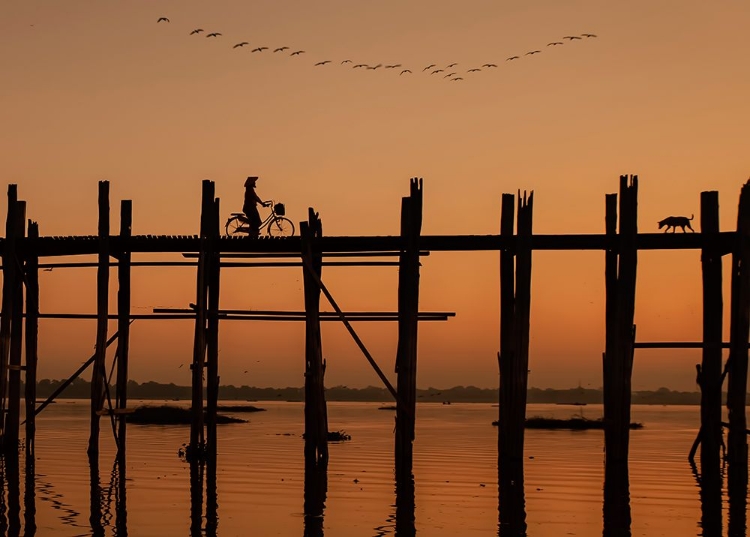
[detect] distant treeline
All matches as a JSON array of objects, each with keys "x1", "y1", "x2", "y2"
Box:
[{"x1": 28, "y1": 379, "x2": 717, "y2": 405}]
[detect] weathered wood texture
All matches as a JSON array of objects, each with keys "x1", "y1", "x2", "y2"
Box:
[
  {"x1": 88, "y1": 181, "x2": 109, "y2": 456},
  {"x1": 302, "y1": 209, "x2": 328, "y2": 465},
  {"x1": 24, "y1": 221, "x2": 40, "y2": 456},
  {"x1": 116, "y1": 200, "x2": 132, "y2": 454},
  {"x1": 727, "y1": 180, "x2": 750, "y2": 514},
  {"x1": 699, "y1": 191, "x2": 723, "y2": 478},
  {"x1": 395, "y1": 178, "x2": 423, "y2": 477}
]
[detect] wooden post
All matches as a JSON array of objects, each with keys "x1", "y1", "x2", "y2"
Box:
[
  {"x1": 395, "y1": 178, "x2": 423, "y2": 478},
  {"x1": 603, "y1": 175, "x2": 638, "y2": 534},
  {"x1": 603, "y1": 192, "x2": 617, "y2": 444},
  {"x1": 206, "y1": 194, "x2": 221, "y2": 461},
  {"x1": 190, "y1": 180, "x2": 213, "y2": 455},
  {"x1": 302, "y1": 208, "x2": 328, "y2": 465},
  {"x1": 0, "y1": 185, "x2": 18, "y2": 444},
  {"x1": 699, "y1": 191, "x2": 722, "y2": 476},
  {"x1": 24, "y1": 221, "x2": 40, "y2": 457},
  {"x1": 116, "y1": 200, "x2": 132, "y2": 456},
  {"x1": 498, "y1": 193, "x2": 516, "y2": 466},
  {"x1": 727, "y1": 179, "x2": 750, "y2": 534},
  {"x1": 89, "y1": 181, "x2": 110, "y2": 457},
  {"x1": 5, "y1": 200, "x2": 26, "y2": 455}
]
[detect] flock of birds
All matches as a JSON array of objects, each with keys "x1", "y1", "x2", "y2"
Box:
[{"x1": 155, "y1": 17, "x2": 597, "y2": 82}]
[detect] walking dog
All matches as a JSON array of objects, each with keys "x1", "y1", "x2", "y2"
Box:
[{"x1": 658, "y1": 214, "x2": 695, "y2": 233}]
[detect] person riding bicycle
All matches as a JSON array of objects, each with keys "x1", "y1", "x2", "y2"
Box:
[{"x1": 243, "y1": 176, "x2": 270, "y2": 237}]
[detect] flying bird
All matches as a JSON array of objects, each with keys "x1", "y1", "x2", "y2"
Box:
[
  {"x1": 451, "y1": 77, "x2": 464, "y2": 81},
  {"x1": 385, "y1": 64, "x2": 402, "y2": 69},
  {"x1": 547, "y1": 42, "x2": 563, "y2": 46},
  {"x1": 190, "y1": 29, "x2": 204, "y2": 35},
  {"x1": 206, "y1": 32, "x2": 221, "y2": 38},
  {"x1": 506, "y1": 56, "x2": 519, "y2": 61},
  {"x1": 274, "y1": 46, "x2": 289, "y2": 52},
  {"x1": 482, "y1": 63, "x2": 498, "y2": 68},
  {"x1": 444, "y1": 72, "x2": 456, "y2": 78},
  {"x1": 423, "y1": 64, "x2": 436, "y2": 71},
  {"x1": 400, "y1": 69, "x2": 412, "y2": 75},
  {"x1": 525, "y1": 50, "x2": 541, "y2": 55},
  {"x1": 581, "y1": 33, "x2": 597, "y2": 38},
  {"x1": 251, "y1": 46, "x2": 268, "y2": 52},
  {"x1": 563, "y1": 35, "x2": 582, "y2": 40},
  {"x1": 290, "y1": 50, "x2": 305, "y2": 56},
  {"x1": 431, "y1": 69, "x2": 444, "y2": 74},
  {"x1": 314, "y1": 60, "x2": 331, "y2": 66},
  {"x1": 341, "y1": 59, "x2": 352, "y2": 64},
  {"x1": 446, "y1": 62, "x2": 458, "y2": 68},
  {"x1": 367, "y1": 63, "x2": 382, "y2": 70},
  {"x1": 353, "y1": 63, "x2": 367, "y2": 68},
  {"x1": 157, "y1": 17, "x2": 169, "y2": 23},
  {"x1": 467, "y1": 68, "x2": 481, "y2": 72},
  {"x1": 233, "y1": 42, "x2": 249, "y2": 48}
]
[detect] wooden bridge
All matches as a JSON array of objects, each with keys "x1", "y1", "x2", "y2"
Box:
[{"x1": 0, "y1": 175, "x2": 748, "y2": 534}]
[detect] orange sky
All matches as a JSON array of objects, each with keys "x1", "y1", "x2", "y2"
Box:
[{"x1": 1, "y1": 1, "x2": 749, "y2": 391}]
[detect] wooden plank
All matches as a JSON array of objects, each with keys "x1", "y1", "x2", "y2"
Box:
[
  {"x1": 24, "y1": 221, "x2": 39, "y2": 456},
  {"x1": 116, "y1": 200, "x2": 132, "y2": 454},
  {"x1": 88, "y1": 181, "x2": 109, "y2": 457}
]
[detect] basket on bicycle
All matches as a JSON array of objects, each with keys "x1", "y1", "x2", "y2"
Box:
[{"x1": 274, "y1": 202, "x2": 285, "y2": 216}]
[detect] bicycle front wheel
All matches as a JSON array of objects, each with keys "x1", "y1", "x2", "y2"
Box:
[
  {"x1": 267, "y1": 217, "x2": 295, "y2": 237},
  {"x1": 225, "y1": 216, "x2": 245, "y2": 236}
]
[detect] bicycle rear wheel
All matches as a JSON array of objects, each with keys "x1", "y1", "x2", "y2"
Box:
[
  {"x1": 225, "y1": 216, "x2": 246, "y2": 236},
  {"x1": 267, "y1": 217, "x2": 295, "y2": 237}
]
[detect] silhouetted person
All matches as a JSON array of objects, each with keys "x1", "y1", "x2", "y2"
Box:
[{"x1": 243, "y1": 177, "x2": 269, "y2": 237}]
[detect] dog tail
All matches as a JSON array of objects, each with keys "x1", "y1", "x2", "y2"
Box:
[{"x1": 689, "y1": 214, "x2": 694, "y2": 220}]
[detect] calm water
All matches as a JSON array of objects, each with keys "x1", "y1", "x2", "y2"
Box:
[{"x1": 4, "y1": 401, "x2": 747, "y2": 536}]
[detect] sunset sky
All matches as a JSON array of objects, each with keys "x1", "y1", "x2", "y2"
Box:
[{"x1": 1, "y1": 1, "x2": 749, "y2": 392}]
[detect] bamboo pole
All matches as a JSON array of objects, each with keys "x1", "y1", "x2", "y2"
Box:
[
  {"x1": 302, "y1": 208, "x2": 328, "y2": 465},
  {"x1": 395, "y1": 178, "x2": 423, "y2": 477},
  {"x1": 206, "y1": 194, "x2": 221, "y2": 461},
  {"x1": 116, "y1": 200, "x2": 132, "y2": 456},
  {"x1": 727, "y1": 179, "x2": 750, "y2": 536},
  {"x1": 24, "y1": 221, "x2": 39, "y2": 457},
  {"x1": 5, "y1": 201, "x2": 26, "y2": 455},
  {"x1": 698, "y1": 191, "x2": 722, "y2": 479}
]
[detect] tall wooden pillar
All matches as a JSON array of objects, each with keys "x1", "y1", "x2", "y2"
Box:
[
  {"x1": 0, "y1": 185, "x2": 19, "y2": 446},
  {"x1": 302, "y1": 208, "x2": 328, "y2": 465},
  {"x1": 89, "y1": 180, "x2": 110, "y2": 457},
  {"x1": 206, "y1": 193, "x2": 221, "y2": 460},
  {"x1": 395, "y1": 178, "x2": 423, "y2": 477},
  {"x1": 727, "y1": 179, "x2": 750, "y2": 535},
  {"x1": 497, "y1": 191, "x2": 533, "y2": 534},
  {"x1": 5, "y1": 200, "x2": 26, "y2": 456},
  {"x1": 116, "y1": 200, "x2": 132, "y2": 456},
  {"x1": 24, "y1": 221, "x2": 40, "y2": 457},
  {"x1": 603, "y1": 175, "x2": 638, "y2": 533}
]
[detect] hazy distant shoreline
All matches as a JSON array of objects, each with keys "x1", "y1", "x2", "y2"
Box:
[{"x1": 30, "y1": 379, "x2": 714, "y2": 405}]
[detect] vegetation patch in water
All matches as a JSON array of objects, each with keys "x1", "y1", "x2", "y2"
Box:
[
  {"x1": 491, "y1": 416, "x2": 643, "y2": 430},
  {"x1": 128, "y1": 405, "x2": 246, "y2": 425},
  {"x1": 216, "y1": 405, "x2": 266, "y2": 412},
  {"x1": 303, "y1": 430, "x2": 352, "y2": 442}
]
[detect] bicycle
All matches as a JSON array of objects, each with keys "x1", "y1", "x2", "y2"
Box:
[{"x1": 225, "y1": 201, "x2": 296, "y2": 237}]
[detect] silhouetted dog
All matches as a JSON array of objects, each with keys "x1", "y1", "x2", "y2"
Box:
[{"x1": 658, "y1": 214, "x2": 694, "y2": 233}]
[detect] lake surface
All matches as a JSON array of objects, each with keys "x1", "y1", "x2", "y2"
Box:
[{"x1": 4, "y1": 401, "x2": 748, "y2": 536}]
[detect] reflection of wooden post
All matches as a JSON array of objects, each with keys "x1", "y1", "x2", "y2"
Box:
[
  {"x1": 25, "y1": 221, "x2": 40, "y2": 457},
  {"x1": 116, "y1": 200, "x2": 132, "y2": 455},
  {"x1": 190, "y1": 180, "x2": 213, "y2": 454},
  {"x1": 6, "y1": 200, "x2": 25, "y2": 455},
  {"x1": 89, "y1": 180, "x2": 110, "y2": 457},
  {"x1": 727, "y1": 180, "x2": 750, "y2": 513},
  {"x1": 206, "y1": 194, "x2": 221, "y2": 460},
  {"x1": 603, "y1": 176, "x2": 638, "y2": 534},
  {"x1": 302, "y1": 208, "x2": 328, "y2": 464},
  {"x1": 395, "y1": 178, "x2": 422, "y2": 477},
  {"x1": 699, "y1": 191, "x2": 722, "y2": 475}
]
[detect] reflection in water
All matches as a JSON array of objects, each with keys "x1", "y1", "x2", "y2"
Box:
[
  {"x1": 498, "y1": 458, "x2": 526, "y2": 537},
  {"x1": 6, "y1": 455, "x2": 22, "y2": 536},
  {"x1": 188, "y1": 454, "x2": 219, "y2": 537},
  {"x1": 88, "y1": 454, "x2": 104, "y2": 537},
  {"x1": 206, "y1": 455, "x2": 218, "y2": 537},
  {"x1": 728, "y1": 454, "x2": 748, "y2": 537},
  {"x1": 189, "y1": 460, "x2": 204, "y2": 537},
  {"x1": 394, "y1": 471, "x2": 416, "y2": 537},
  {"x1": 114, "y1": 454, "x2": 127, "y2": 537},
  {"x1": 690, "y1": 460, "x2": 722, "y2": 536},
  {"x1": 24, "y1": 457, "x2": 36, "y2": 537},
  {"x1": 303, "y1": 459, "x2": 327, "y2": 537},
  {"x1": 602, "y1": 462, "x2": 631, "y2": 537}
]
